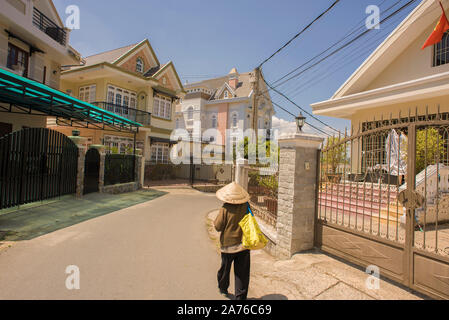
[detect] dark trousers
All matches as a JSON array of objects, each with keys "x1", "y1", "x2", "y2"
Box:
[{"x1": 217, "y1": 250, "x2": 250, "y2": 300}]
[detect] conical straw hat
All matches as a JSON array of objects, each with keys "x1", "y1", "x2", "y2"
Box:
[{"x1": 216, "y1": 182, "x2": 250, "y2": 204}]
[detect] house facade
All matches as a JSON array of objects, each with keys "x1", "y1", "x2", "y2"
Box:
[
  {"x1": 0, "y1": 0, "x2": 81, "y2": 136},
  {"x1": 311, "y1": 0, "x2": 449, "y2": 129},
  {"x1": 52, "y1": 39, "x2": 185, "y2": 162},
  {"x1": 175, "y1": 68, "x2": 274, "y2": 151}
]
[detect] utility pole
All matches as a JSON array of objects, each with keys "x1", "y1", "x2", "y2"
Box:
[{"x1": 251, "y1": 67, "x2": 261, "y2": 142}]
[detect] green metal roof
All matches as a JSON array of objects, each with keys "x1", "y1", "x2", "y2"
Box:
[{"x1": 0, "y1": 68, "x2": 142, "y2": 132}]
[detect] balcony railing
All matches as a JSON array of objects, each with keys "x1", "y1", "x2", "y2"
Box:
[
  {"x1": 93, "y1": 102, "x2": 151, "y2": 126},
  {"x1": 32, "y1": 7, "x2": 67, "y2": 46}
]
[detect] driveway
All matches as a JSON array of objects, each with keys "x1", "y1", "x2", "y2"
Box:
[{"x1": 0, "y1": 188, "x2": 224, "y2": 300}]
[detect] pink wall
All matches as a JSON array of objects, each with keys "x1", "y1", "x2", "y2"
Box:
[{"x1": 217, "y1": 103, "x2": 228, "y2": 145}]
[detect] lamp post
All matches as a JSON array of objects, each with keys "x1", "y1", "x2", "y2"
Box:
[{"x1": 296, "y1": 112, "x2": 306, "y2": 133}]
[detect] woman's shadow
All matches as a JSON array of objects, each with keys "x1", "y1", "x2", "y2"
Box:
[{"x1": 224, "y1": 293, "x2": 288, "y2": 300}]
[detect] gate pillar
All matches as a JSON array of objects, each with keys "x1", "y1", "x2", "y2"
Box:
[
  {"x1": 69, "y1": 135, "x2": 87, "y2": 198},
  {"x1": 276, "y1": 133, "x2": 324, "y2": 260},
  {"x1": 135, "y1": 155, "x2": 143, "y2": 189}
]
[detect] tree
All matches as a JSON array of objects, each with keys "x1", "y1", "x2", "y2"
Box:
[
  {"x1": 321, "y1": 137, "x2": 348, "y2": 174},
  {"x1": 236, "y1": 137, "x2": 279, "y2": 166},
  {"x1": 416, "y1": 128, "x2": 445, "y2": 174}
]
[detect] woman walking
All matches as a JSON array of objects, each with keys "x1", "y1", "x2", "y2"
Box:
[{"x1": 214, "y1": 182, "x2": 251, "y2": 300}]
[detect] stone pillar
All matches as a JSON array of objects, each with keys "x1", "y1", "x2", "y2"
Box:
[
  {"x1": 275, "y1": 133, "x2": 324, "y2": 260},
  {"x1": 69, "y1": 136, "x2": 87, "y2": 198},
  {"x1": 135, "y1": 155, "x2": 143, "y2": 189},
  {"x1": 89, "y1": 144, "x2": 106, "y2": 193},
  {"x1": 99, "y1": 152, "x2": 105, "y2": 192},
  {"x1": 235, "y1": 158, "x2": 249, "y2": 190}
]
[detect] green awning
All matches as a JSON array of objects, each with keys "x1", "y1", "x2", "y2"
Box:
[{"x1": 0, "y1": 68, "x2": 142, "y2": 133}]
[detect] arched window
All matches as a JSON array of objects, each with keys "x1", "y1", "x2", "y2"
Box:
[
  {"x1": 187, "y1": 106, "x2": 194, "y2": 120},
  {"x1": 211, "y1": 115, "x2": 217, "y2": 128},
  {"x1": 176, "y1": 118, "x2": 180, "y2": 129},
  {"x1": 232, "y1": 113, "x2": 238, "y2": 128},
  {"x1": 136, "y1": 57, "x2": 144, "y2": 73}
]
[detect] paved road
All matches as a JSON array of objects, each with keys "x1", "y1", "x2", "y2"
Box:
[{"x1": 0, "y1": 189, "x2": 224, "y2": 300}]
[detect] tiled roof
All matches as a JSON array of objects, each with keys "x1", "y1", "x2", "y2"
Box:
[
  {"x1": 69, "y1": 43, "x2": 140, "y2": 70},
  {"x1": 184, "y1": 72, "x2": 253, "y2": 100}
]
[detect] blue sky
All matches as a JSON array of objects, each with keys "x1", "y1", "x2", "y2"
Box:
[{"x1": 53, "y1": 0, "x2": 420, "y2": 135}]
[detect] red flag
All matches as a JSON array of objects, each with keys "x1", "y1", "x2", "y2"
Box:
[{"x1": 422, "y1": 1, "x2": 449, "y2": 49}]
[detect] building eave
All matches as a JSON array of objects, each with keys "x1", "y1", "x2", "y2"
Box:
[
  {"x1": 206, "y1": 97, "x2": 250, "y2": 105},
  {"x1": 312, "y1": 70, "x2": 449, "y2": 118},
  {"x1": 61, "y1": 62, "x2": 156, "y2": 82}
]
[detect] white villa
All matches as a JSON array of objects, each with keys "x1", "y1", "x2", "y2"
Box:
[{"x1": 175, "y1": 68, "x2": 274, "y2": 149}]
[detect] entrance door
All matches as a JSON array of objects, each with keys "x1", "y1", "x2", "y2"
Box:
[{"x1": 83, "y1": 148, "x2": 100, "y2": 195}]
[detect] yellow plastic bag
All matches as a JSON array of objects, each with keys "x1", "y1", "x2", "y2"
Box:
[{"x1": 239, "y1": 204, "x2": 268, "y2": 250}]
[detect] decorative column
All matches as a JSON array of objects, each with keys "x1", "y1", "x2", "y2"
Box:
[
  {"x1": 275, "y1": 133, "x2": 324, "y2": 260},
  {"x1": 69, "y1": 135, "x2": 87, "y2": 198}
]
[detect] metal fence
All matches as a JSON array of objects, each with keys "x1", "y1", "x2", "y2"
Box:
[
  {"x1": 93, "y1": 102, "x2": 151, "y2": 126},
  {"x1": 104, "y1": 154, "x2": 135, "y2": 186},
  {"x1": 248, "y1": 166, "x2": 278, "y2": 228},
  {"x1": 316, "y1": 109, "x2": 449, "y2": 299},
  {"x1": 0, "y1": 128, "x2": 78, "y2": 209},
  {"x1": 32, "y1": 7, "x2": 67, "y2": 46}
]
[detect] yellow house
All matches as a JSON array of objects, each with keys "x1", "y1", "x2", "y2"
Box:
[
  {"x1": 51, "y1": 39, "x2": 185, "y2": 162},
  {"x1": 311, "y1": 0, "x2": 449, "y2": 130}
]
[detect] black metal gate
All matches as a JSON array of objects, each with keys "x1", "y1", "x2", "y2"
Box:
[
  {"x1": 83, "y1": 148, "x2": 100, "y2": 195},
  {"x1": 0, "y1": 128, "x2": 78, "y2": 209}
]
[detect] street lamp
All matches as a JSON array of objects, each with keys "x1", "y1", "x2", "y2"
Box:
[{"x1": 296, "y1": 112, "x2": 306, "y2": 133}]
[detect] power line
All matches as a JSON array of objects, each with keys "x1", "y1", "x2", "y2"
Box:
[
  {"x1": 269, "y1": 0, "x2": 418, "y2": 91},
  {"x1": 258, "y1": 0, "x2": 418, "y2": 99},
  {"x1": 264, "y1": 77, "x2": 341, "y2": 134},
  {"x1": 283, "y1": 6, "x2": 410, "y2": 98},
  {"x1": 255, "y1": 0, "x2": 417, "y2": 136},
  {"x1": 257, "y1": 0, "x2": 341, "y2": 69},
  {"x1": 269, "y1": 97, "x2": 333, "y2": 137},
  {"x1": 260, "y1": 0, "x2": 420, "y2": 138},
  {"x1": 270, "y1": 0, "x2": 395, "y2": 88}
]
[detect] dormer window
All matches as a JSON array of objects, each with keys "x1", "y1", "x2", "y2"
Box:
[
  {"x1": 224, "y1": 91, "x2": 229, "y2": 99},
  {"x1": 136, "y1": 57, "x2": 144, "y2": 73},
  {"x1": 433, "y1": 31, "x2": 449, "y2": 67}
]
